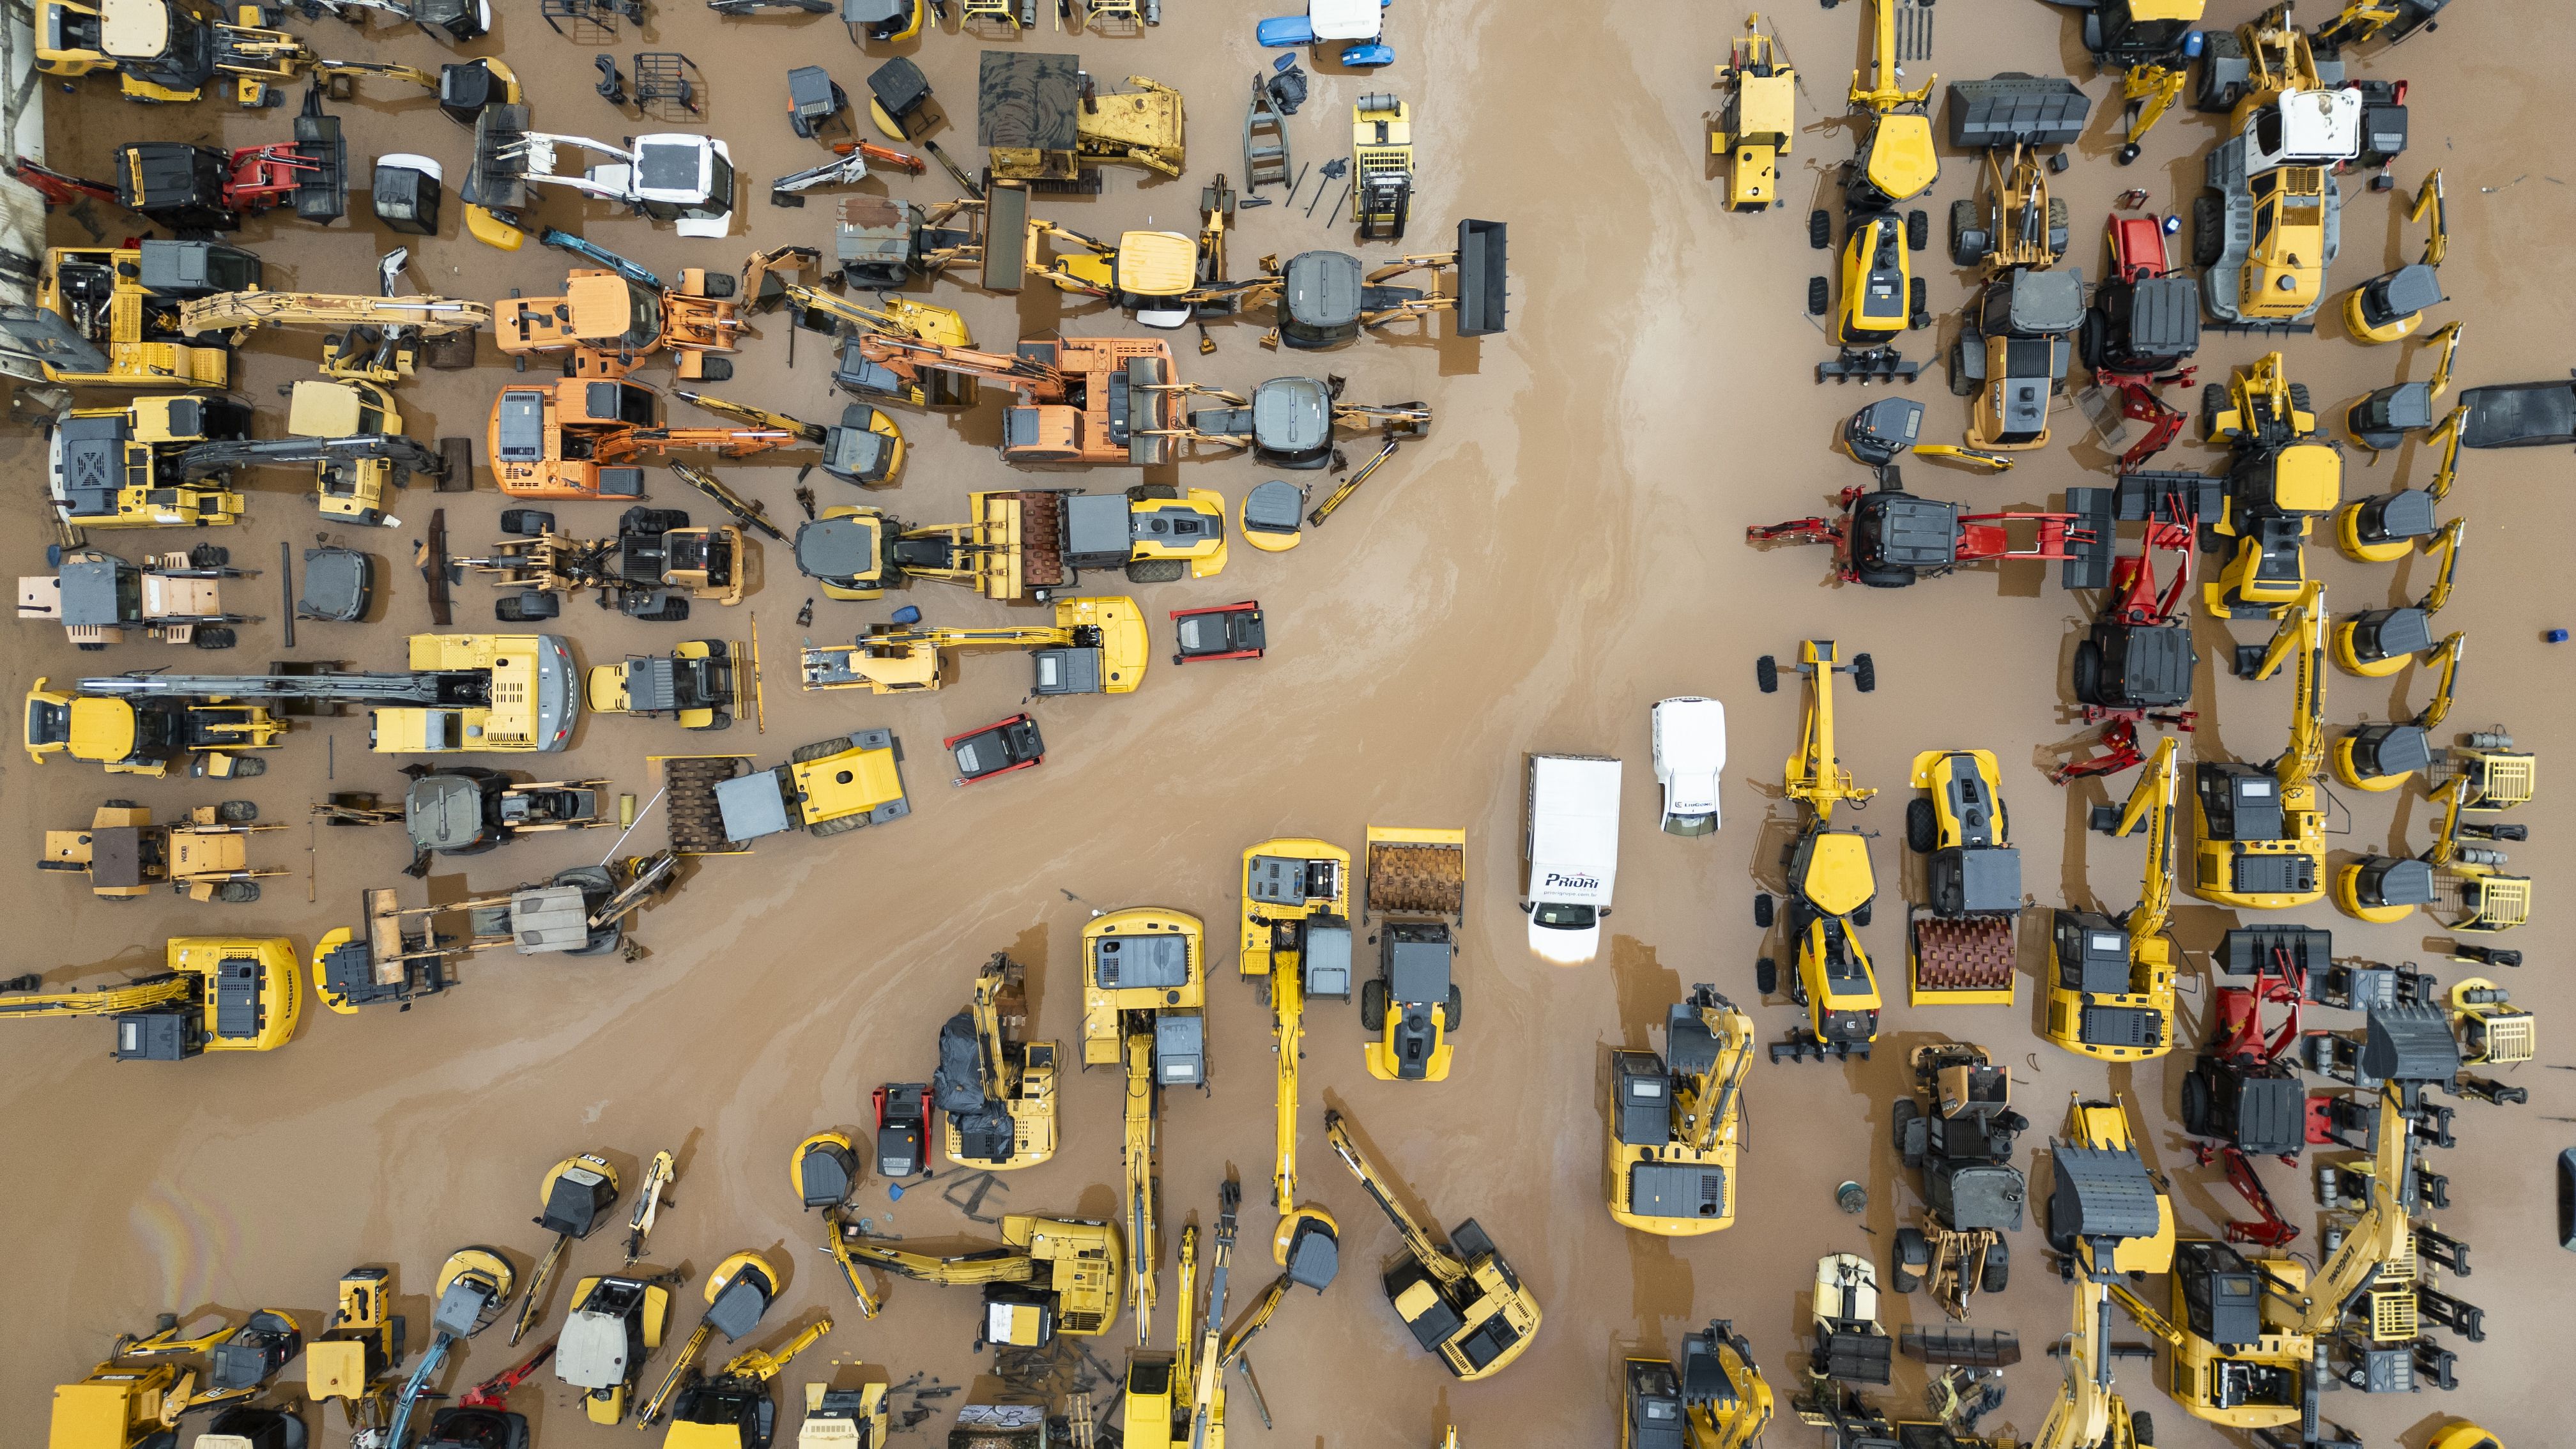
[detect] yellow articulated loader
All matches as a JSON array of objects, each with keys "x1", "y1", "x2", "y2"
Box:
[
  {"x1": 24, "y1": 674, "x2": 285, "y2": 778},
  {"x1": 933, "y1": 953, "x2": 1060, "y2": 1172},
  {"x1": 2192, "y1": 584, "x2": 2329, "y2": 910},
  {"x1": 15, "y1": 241, "x2": 262, "y2": 389},
  {"x1": 42, "y1": 798, "x2": 284, "y2": 903},
  {"x1": 1358, "y1": 826, "x2": 1468, "y2": 1082},
  {"x1": 48, "y1": 1306, "x2": 307, "y2": 1449},
  {"x1": 1326, "y1": 1108, "x2": 1540, "y2": 1381},
  {"x1": 0, "y1": 935, "x2": 300, "y2": 1059},
  {"x1": 1752, "y1": 641, "x2": 1882, "y2": 1061},
  {"x1": 1607, "y1": 985, "x2": 1754, "y2": 1236},
  {"x1": 2189, "y1": 6, "x2": 2360, "y2": 326},
  {"x1": 47, "y1": 394, "x2": 253, "y2": 531},
  {"x1": 645, "y1": 730, "x2": 911, "y2": 854},
  {"x1": 1712, "y1": 18, "x2": 1795, "y2": 213},
  {"x1": 1621, "y1": 1317, "x2": 1774, "y2": 1449},
  {"x1": 454, "y1": 505, "x2": 747, "y2": 625},
  {"x1": 801, "y1": 596, "x2": 1147, "y2": 696},
  {"x1": 1223, "y1": 838, "x2": 1351, "y2": 1361},
  {"x1": 1081, "y1": 907, "x2": 1209, "y2": 1340},
  {"x1": 2046, "y1": 735, "x2": 2181, "y2": 1062},
  {"x1": 2025, "y1": 1095, "x2": 2174, "y2": 1449},
  {"x1": 2203, "y1": 354, "x2": 2343, "y2": 619},
  {"x1": 838, "y1": 1215, "x2": 1122, "y2": 1349}
]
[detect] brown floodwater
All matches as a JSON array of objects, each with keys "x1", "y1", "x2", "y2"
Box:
[{"x1": 5, "y1": 2, "x2": 2573, "y2": 1446}]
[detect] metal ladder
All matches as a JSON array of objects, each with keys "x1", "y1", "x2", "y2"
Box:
[{"x1": 1244, "y1": 73, "x2": 1291, "y2": 192}]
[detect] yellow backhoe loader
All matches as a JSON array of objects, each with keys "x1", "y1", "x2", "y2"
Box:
[
  {"x1": 47, "y1": 1306, "x2": 305, "y2": 1449},
  {"x1": 659, "y1": 1314, "x2": 832, "y2": 1449},
  {"x1": 2204, "y1": 354, "x2": 2342, "y2": 619},
  {"x1": 1324, "y1": 1108, "x2": 1541, "y2": 1381},
  {"x1": 37, "y1": 0, "x2": 436, "y2": 106},
  {"x1": 42, "y1": 799, "x2": 284, "y2": 903},
  {"x1": 838, "y1": 1215, "x2": 1121, "y2": 1347},
  {"x1": 1621, "y1": 1318, "x2": 1774, "y2": 1449},
  {"x1": 2192, "y1": 585, "x2": 2328, "y2": 910},
  {"x1": 935, "y1": 952, "x2": 1059, "y2": 1171},
  {"x1": 2026, "y1": 1095, "x2": 2174, "y2": 1449},
  {"x1": 2046, "y1": 736, "x2": 2181, "y2": 1062},
  {"x1": 1607, "y1": 985, "x2": 1753, "y2": 1235},
  {"x1": 1752, "y1": 641, "x2": 1882, "y2": 1060},
  {"x1": 800, "y1": 596, "x2": 1147, "y2": 696}
]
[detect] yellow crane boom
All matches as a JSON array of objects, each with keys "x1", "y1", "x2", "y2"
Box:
[
  {"x1": 1325, "y1": 1110, "x2": 1462, "y2": 1285},
  {"x1": 177, "y1": 292, "x2": 491, "y2": 339},
  {"x1": 2124, "y1": 737, "x2": 2180, "y2": 953}
]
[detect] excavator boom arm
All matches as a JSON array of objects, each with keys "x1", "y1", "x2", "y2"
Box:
[
  {"x1": 179, "y1": 433, "x2": 444, "y2": 482},
  {"x1": 1685, "y1": 997, "x2": 1756, "y2": 1155},
  {"x1": 2128, "y1": 739, "x2": 2179, "y2": 947},
  {"x1": 2297, "y1": 1084, "x2": 2418, "y2": 1333},
  {"x1": 178, "y1": 293, "x2": 490, "y2": 337},
  {"x1": 0, "y1": 974, "x2": 194, "y2": 1018},
  {"x1": 1324, "y1": 1111, "x2": 1465, "y2": 1285}
]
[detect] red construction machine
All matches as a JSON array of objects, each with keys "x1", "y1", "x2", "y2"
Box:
[
  {"x1": 2081, "y1": 213, "x2": 2201, "y2": 470},
  {"x1": 1746, "y1": 470, "x2": 2107, "y2": 590}
]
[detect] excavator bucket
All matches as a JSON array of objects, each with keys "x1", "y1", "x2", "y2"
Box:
[
  {"x1": 470, "y1": 103, "x2": 533, "y2": 212},
  {"x1": 981, "y1": 182, "x2": 1029, "y2": 294},
  {"x1": 1453, "y1": 219, "x2": 1508, "y2": 337},
  {"x1": 1945, "y1": 77, "x2": 2092, "y2": 148},
  {"x1": 2361, "y1": 1003, "x2": 2461, "y2": 1085},
  {"x1": 1897, "y1": 1325, "x2": 2021, "y2": 1367}
]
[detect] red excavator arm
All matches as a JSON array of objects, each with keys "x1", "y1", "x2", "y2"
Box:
[{"x1": 459, "y1": 1342, "x2": 555, "y2": 1408}]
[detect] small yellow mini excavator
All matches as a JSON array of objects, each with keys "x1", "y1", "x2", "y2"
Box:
[
  {"x1": 1082, "y1": 907, "x2": 1209, "y2": 1341},
  {"x1": 1217, "y1": 839, "x2": 1349, "y2": 1363},
  {"x1": 1752, "y1": 641, "x2": 1882, "y2": 1061},
  {"x1": 2333, "y1": 523, "x2": 2460, "y2": 678},
  {"x1": 2047, "y1": 736, "x2": 2181, "y2": 1062},
  {"x1": 2204, "y1": 354, "x2": 2343, "y2": 620},
  {"x1": 839, "y1": 1215, "x2": 1122, "y2": 1348},
  {"x1": 2334, "y1": 625, "x2": 2460, "y2": 793},
  {"x1": 1621, "y1": 1318, "x2": 1774, "y2": 1449},
  {"x1": 794, "y1": 1130, "x2": 882, "y2": 1322},
  {"x1": 1, "y1": 935, "x2": 300, "y2": 1059},
  {"x1": 638, "y1": 1252, "x2": 792, "y2": 1429},
  {"x1": 50, "y1": 1306, "x2": 307, "y2": 1449},
  {"x1": 510, "y1": 1152, "x2": 624, "y2": 1344},
  {"x1": 1607, "y1": 984, "x2": 1754, "y2": 1235},
  {"x1": 2343, "y1": 172, "x2": 2446, "y2": 344},
  {"x1": 2193, "y1": 584, "x2": 2329, "y2": 910},
  {"x1": 800, "y1": 596, "x2": 1148, "y2": 696},
  {"x1": 933, "y1": 952, "x2": 1059, "y2": 1172},
  {"x1": 2026, "y1": 1096, "x2": 2174, "y2": 1449},
  {"x1": 1325, "y1": 1108, "x2": 1541, "y2": 1381},
  {"x1": 2336, "y1": 760, "x2": 2532, "y2": 933}
]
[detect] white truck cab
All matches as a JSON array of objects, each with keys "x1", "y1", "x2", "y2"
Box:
[
  {"x1": 1523, "y1": 753, "x2": 1622, "y2": 964},
  {"x1": 1651, "y1": 696, "x2": 1726, "y2": 836}
]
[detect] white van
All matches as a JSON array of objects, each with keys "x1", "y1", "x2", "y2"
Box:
[{"x1": 1523, "y1": 753, "x2": 1622, "y2": 964}]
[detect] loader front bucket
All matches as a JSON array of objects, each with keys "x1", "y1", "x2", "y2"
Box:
[
  {"x1": 1945, "y1": 78, "x2": 2092, "y2": 150},
  {"x1": 1453, "y1": 218, "x2": 1508, "y2": 337}
]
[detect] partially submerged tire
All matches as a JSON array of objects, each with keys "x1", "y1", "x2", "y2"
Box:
[
  {"x1": 2073, "y1": 639, "x2": 2105, "y2": 706},
  {"x1": 1809, "y1": 208, "x2": 1832, "y2": 250},
  {"x1": 1906, "y1": 797, "x2": 1936, "y2": 854},
  {"x1": 2202, "y1": 382, "x2": 2229, "y2": 439},
  {"x1": 192, "y1": 627, "x2": 237, "y2": 650},
  {"x1": 1358, "y1": 977, "x2": 1388, "y2": 1032},
  {"x1": 1755, "y1": 956, "x2": 1778, "y2": 995},
  {"x1": 1981, "y1": 1238, "x2": 2010, "y2": 1294},
  {"x1": 1756, "y1": 655, "x2": 1779, "y2": 694},
  {"x1": 1443, "y1": 985, "x2": 1463, "y2": 1032},
  {"x1": 1853, "y1": 898, "x2": 1873, "y2": 928},
  {"x1": 1906, "y1": 208, "x2": 1928, "y2": 252},
  {"x1": 1808, "y1": 276, "x2": 1829, "y2": 315},
  {"x1": 790, "y1": 737, "x2": 851, "y2": 765},
  {"x1": 1948, "y1": 341, "x2": 1973, "y2": 398},
  {"x1": 1853, "y1": 654, "x2": 1876, "y2": 693},
  {"x1": 1892, "y1": 1097, "x2": 1922, "y2": 1167},
  {"x1": 1754, "y1": 893, "x2": 1774, "y2": 928},
  {"x1": 1125, "y1": 558, "x2": 1186, "y2": 584},
  {"x1": 1949, "y1": 199, "x2": 1977, "y2": 267},
  {"x1": 500, "y1": 508, "x2": 555, "y2": 537},
  {"x1": 2191, "y1": 195, "x2": 2224, "y2": 270},
  {"x1": 1907, "y1": 278, "x2": 1929, "y2": 330}
]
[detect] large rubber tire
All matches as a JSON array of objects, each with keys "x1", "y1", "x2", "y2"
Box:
[
  {"x1": 422, "y1": 328, "x2": 477, "y2": 371},
  {"x1": 1892, "y1": 1097, "x2": 1923, "y2": 1168},
  {"x1": 1808, "y1": 276, "x2": 1829, "y2": 316},
  {"x1": 1358, "y1": 977, "x2": 1388, "y2": 1032},
  {"x1": 213, "y1": 882, "x2": 261, "y2": 903},
  {"x1": 1443, "y1": 985, "x2": 1463, "y2": 1032},
  {"x1": 790, "y1": 737, "x2": 851, "y2": 765},
  {"x1": 1853, "y1": 899, "x2": 1873, "y2": 928},
  {"x1": 1906, "y1": 208, "x2": 1928, "y2": 252},
  {"x1": 1907, "y1": 797, "x2": 1937, "y2": 854},
  {"x1": 2073, "y1": 638, "x2": 2105, "y2": 706},
  {"x1": 2132, "y1": 1412, "x2": 2155, "y2": 1447},
  {"x1": 2180, "y1": 1067, "x2": 2213, "y2": 1137},
  {"x1": 1981, "y1": 1238, "x2": 2011, "y2": 1295},
  {"x1": 1949, "y1": 199, "x2": 1978, "y2": 267},
  {"x1": 1754, "y1": 893, "x2": 1774, "y2": 928},
  {"x1": 1756, "y1": 956, "x2": 1778, "y2": 995},
  {"x1": 1853, "y1": 654, "x2": 1876, "y2": 693},
  {"x1": 1892, "y1": 1228, "x2": 1929, "y2": 1292},
  {"x1": 188, "y1": 543, "x2": 229, "y2": 568},
  {"x1": 2288, "y1": 382, "x2": 2313, "y2": 417},
  {"x1": 1756, "y1": 655, "x2": 1779, "y2": 694},
  {"x1": 500, "y1": 508, "x2": 555, "y2": 537},
  {"x1": 701, "y1": 270, "x2": 737, "y2": 298},
  {"x1": 1126, "y1": 558, "x2": 1186, "y2": 584},
  {"x1": 2202, "y1": 381, "x2": 2230, "y2": 439},
  {"x1": 1810, "y1": 208, "x2": 1832, "y2": 250},
  {"x1": 2191, "y1": 195, "x2": 2225, "y2": 270},
  {"x1": 808, "y1": 811, "x2": 867, "y2": 838},
  {"x1": 192, "y1": 627, "x2": 237, "y2": 650},
  {"x1": 1907, "y1": 278, "x2": 1929, "y2": 330},
  {"x1": 2046, "y1": 197, "x2": 2069, "y2": 260},
  {"x1": 218, "y1": 800, "x2": 259, "y2": 822}
]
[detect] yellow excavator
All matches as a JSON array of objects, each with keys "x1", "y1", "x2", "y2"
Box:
[
  {"x1": 1218, "y1": 839, "x2": 1349, "y2": 1365},
  {"x1": 1126, "y1": 1180, "x2": 1241, "y2": 1449},
  {"x1": 47, "y1": 1303, "x2": 307, "y2": 1449},
  {"x1": 638, "y1": 1252, "x2": 793, "y2": 1430},
  {"x1": 302, "y1": 1267, "x2": 403, "y2": 1439},
  {"x1": 36, "y1": 0, "x2": 437, "y2": 106},
  {"x1": 936, "y1": 953, "x2": 1059, "y2": 1172},
  {"x1": 2192, "y1": 583, "x2": 2329, "y2": 910},
  {"x1": 799, "y1": 597, "x2": 1149, "y2": 695},
  {"x1": 741, "y1": 245, "x2": 979, "y2": 408},
  {"x1": 2333, "y1": 521, "x2": 2461, "y2": 678},
  {"x1": 2336, "y1": 629, "x2": 2460, "y2": 792},
  {"x1": 1083, "y1": 907, "x2": 1209, "y2": 1342},
  {"x1": 1325, "y1": 1108, "x2": 1541, "y2": 1381},
  {"x1": 2118, "y1": 1004, "x2": 2469, "y2": 1438},
  {"x1": 1, "y1": 935, "x2": 300, "y2": 1059},
  {"x1": 839, "y1": 1215, "x2": 1122, "y2": 1348},
  {"x1": 2344, "y1": 172, "x2": 2447, "y2": 344},
  {"x1": 2204, "y1": 354, "x2": 2343, "y2": 620},
  {"x1": 2338, "y1": 761, "x2": 2531, "y2": 933},
  {"x1": 2046, "y1": 736, "x2": 2181, "y2": 1062},
  {"x1": 1621, "y1": 1318, "x2": 1774, "y2": 1449},
  {"x1": 1607, "y1": 984, "x2": 1754, "y2": 1234},
  {"x1": 2027, "y1": 1096, "x2": 2174, "y2": 1449},
  {"x1": 1753, "y1": 641, "x2": 1882, "y2": 1061},
  {"x1": 27, "y1": 241, "x2": 258, "y2": 389},
  {"x1": 658, "y1": 1315, "x2": 833, "y2": 1449}
]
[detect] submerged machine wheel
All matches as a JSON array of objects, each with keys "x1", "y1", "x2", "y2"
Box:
[
  {"x1": 2191, "y1": 195, "x2": 2224, "y2": 269},
  {"x1": 1809, "y1": 208, "x2": 1832, "y2": 249},
  {"x1": 1948, "y1": 341, "x2": 1972, "y2": 397},
  {"x1": 2180, "y1": 1068, "x2": 2213, "y2": 1137},
  {"x1": 2202, "y1": 381, "x2": 2228, "y2": 438},
  {"x1": 1756, "y1": 956, "x2": 1778, "y2": 995},
  {"x1": 192, "y1": 627, "x2": 238, "y2": 650},
  {"x1": 1756, "y1": 654, "x2": 1779, "y2": 693},
  {"x1": 1949, "y1": 199, "x2": 1977, "y2": 266},
  {"x1": 1754, "y1": 893, "x2": 1774, "y2": 928},
  {"x1": 1907, "y1": 279, "x2": 1929, "y2": 330},
  {"x1": 1853, "y1": 898, "x2": 1872, "y2": 928},
  {"x1": 1892, "y1": 1097, "x2": 1922, "y2": 1167},
  {"x1": 1443, "y1": 985, "x2": 1462, "y2": 1031},
  {"x1": 790, "y1": 737, "x2": 852, "y2": 765},
  {"x1": 1907, "y1": 797, "x2": 1936, "y2": 854},
  {"x1": 2288, "y1": 382, "x2": 2312, "y2": 417},
  {"x1": 1126, "y1": 558, "x2": 1186, "y2": 583},
  {"x1": 2072, "y1": 639, "x2": 2104, "y2": 705},
  {"x1": 1981, "y1": 1238, "x2": 2010, "y2": 1294},
  {"x1": 1358, "y1": 977, "x2": 1388, "y2": 1032},
  {"x1": 1906, "y1": 208, "x2": 1928, "y2": 252},
  {"x1": 1853, "y1": 653, "x2": 1876, "y2": 693},
  {"x1": 2132, "y1": 1412, "x2": 2155, "y2": 1446},
  {"x1": 500, "y1": 509, "x2": 555, "y2": 537},
  {"x1": 1809, "y1": 276, "x2": 1829, "y2": 315}
]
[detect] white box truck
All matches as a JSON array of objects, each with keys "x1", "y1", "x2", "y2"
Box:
[{"x1": 1523, "y1": 753, "x2": 1622, "y2": 964}]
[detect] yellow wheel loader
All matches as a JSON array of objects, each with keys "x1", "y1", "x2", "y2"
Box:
[
  {"x1": 2047, "y1": 736, "x2": 2182, "y2": 1061},
  {"x1": 2192, "y1": 585, "x2": 2329, "y2": 910},
  {"x1": 935, "y1": 952, "x2": 1059, "y2": 1171},
  {"x1": 1325, "y1": 1108, "x2": 1541, "y2": 1381},
  {"x1": 1607, "y1": 985, "x2": 1753, "y2": 1235},
  {"x1": 1752, "y1": 641, "x2": 1882, "y2": 1061},
  {"x1": 1358, "y1": 826, "x2": 1468, "y2": 1082},
  {"x1": 837, "y1": 1215, "x2": 1122, "y2": 1347},
  {"x1": 1712, "y1": 18, "x2": 1794, "y2": 213},
  {"x1": 2203, "y1": 353, "x2": 2342, "y2": 619}
]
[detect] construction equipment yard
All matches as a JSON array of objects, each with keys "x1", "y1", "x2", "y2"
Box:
[{"x1": 2, "y1": 2, "x2": 2571, "y2": 1446}]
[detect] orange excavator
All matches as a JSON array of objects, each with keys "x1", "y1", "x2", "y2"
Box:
[
  {"x1": 494, "y1": 267, "x2": 744, "y2": 382},
  {"x1": 838, "y1": 334, "x2": 1186, "y2": 466},
  {"x1": 488, "y1": 380, "x2": 824, "y2": 501}
]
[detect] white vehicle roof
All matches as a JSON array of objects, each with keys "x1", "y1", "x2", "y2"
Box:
[
  {"x1": 2246, "y1": 88, "x2": 2362, "y2": 169},
  {"x1": 1310, "y1": 0, "x2": 1383, "y2": 40},
  {"x1": 555, "y1": 1308, "x2": 629, "y2": 1389}
]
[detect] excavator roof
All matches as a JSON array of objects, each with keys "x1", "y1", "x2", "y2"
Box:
[{"x1": 68, "y1": 696, "x2": 139, "y2": 760}]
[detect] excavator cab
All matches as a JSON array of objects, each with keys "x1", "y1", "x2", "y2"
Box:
[{"x1": 558, "y1": 1274, "x2": 673, "y2": 1425}]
